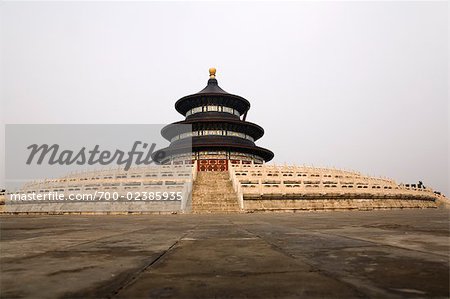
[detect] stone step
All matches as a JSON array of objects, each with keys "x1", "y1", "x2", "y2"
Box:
[{"x1": 191, "y1": 171, "x2": 240, "y2": 214}]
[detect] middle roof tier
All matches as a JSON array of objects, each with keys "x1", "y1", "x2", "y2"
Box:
[{"x1": 161, "y1": 117, "x2": 265, "y2": 142}]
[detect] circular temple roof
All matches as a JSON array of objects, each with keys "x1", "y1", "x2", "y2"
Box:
[{"x1": 175, "y1": 77, "x2": 251, "y2": 116}]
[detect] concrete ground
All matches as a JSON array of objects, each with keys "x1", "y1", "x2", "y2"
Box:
[{"x1": 0, "y1": 209, "x2": 449, "y2": 299}]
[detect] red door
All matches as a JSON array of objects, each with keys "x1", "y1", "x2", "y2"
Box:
[{"x1": 198, "y1": 159, "x2": 228, "y2": 171}]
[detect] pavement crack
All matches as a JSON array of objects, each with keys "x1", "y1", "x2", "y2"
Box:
[
  {"x1": 109, "y1": 229, "x2": 192, "y2": 298},
  {"x1": 233, "y1": 221, "x2": 370, "y2": 298}
]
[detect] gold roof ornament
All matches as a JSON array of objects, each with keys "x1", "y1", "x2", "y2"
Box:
[{"x1": 209, "y1": 67, "x2": 216, "y2": 79}]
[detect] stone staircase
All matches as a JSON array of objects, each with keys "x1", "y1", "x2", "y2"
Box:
[{"x1": 192, "y1": 172, "x2": 241, "y2": 213}]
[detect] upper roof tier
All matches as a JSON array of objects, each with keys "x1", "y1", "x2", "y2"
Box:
[{"x1": 175, "y1": 69, "x2": 251, "y2": 116}]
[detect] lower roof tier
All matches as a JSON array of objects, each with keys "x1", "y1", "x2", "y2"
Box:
[{"x1": 153, "y1": 141, "x2": 274, "y2": 163}]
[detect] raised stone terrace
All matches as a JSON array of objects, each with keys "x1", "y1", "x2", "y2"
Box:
[
  {"x1": 228, "y1": 163, "x2": 442, "y2": 211},
  {"x1": 1, "y1": 161, "x2": 446, "y2": 214}
]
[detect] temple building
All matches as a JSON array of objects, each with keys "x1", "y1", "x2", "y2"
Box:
[{"x1": 156, "y1": 68, "x2": 274, "y2": 171}]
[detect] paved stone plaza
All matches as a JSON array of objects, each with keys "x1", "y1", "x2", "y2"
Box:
[{"x1": 1, "y1": 208, "x2": 449, "y2": 298}]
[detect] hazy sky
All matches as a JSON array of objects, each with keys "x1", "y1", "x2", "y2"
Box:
[{"x1": 0, "y1": 1, "x2": 448, "y2": 194}]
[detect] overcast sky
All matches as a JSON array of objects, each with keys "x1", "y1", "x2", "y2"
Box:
[{"x1": 0, "y1": 1, "x2": 448, "y2": 194}]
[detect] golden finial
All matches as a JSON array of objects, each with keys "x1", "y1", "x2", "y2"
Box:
[{"x1": 209, "y1": 67, "x2": 216, "y2": 79}]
